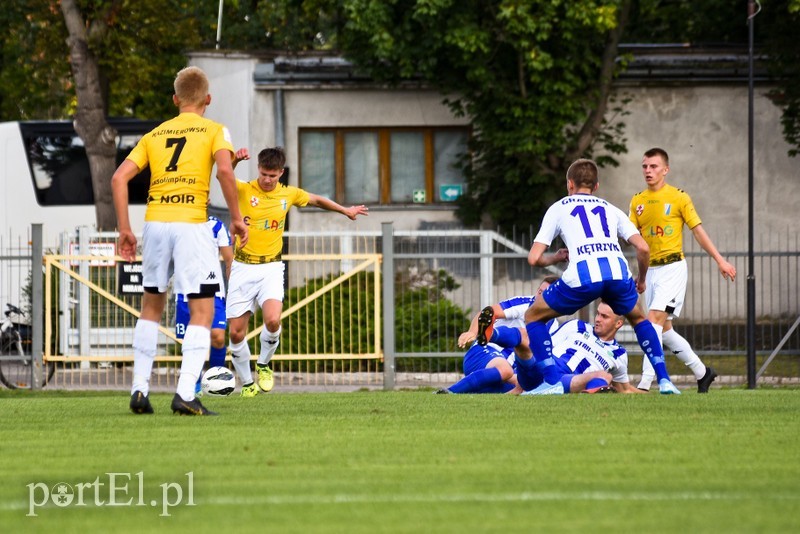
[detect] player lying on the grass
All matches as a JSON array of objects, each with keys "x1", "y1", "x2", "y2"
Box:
[
  {"x1": 518, "y1": 301, "x2": 646, "y2": 395},
  {"x1": 441, "y1": 300, "x2": 644, "y2": 395},
  {"x1": 438, "y1": 276, "x2": 559, "y2": 394}
]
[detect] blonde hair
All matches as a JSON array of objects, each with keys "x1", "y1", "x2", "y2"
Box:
[{"x1": 174, "y1": 66, "x2": 209, "y2": 107}]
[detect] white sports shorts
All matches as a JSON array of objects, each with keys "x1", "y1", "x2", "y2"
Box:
[
  {"x1": 226, "y1": 261, "x2": 285, "y2": 319},
  {"x1": 645, "y1": 259, "x2": 688, "y2": 320},
  {"x1": 141, "y1": 221, "x2": 221, "y2": 295}
]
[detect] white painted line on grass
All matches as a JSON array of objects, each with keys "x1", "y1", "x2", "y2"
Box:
[{"x1": 4, "y1": 490, "x2": 798, "y2": 512}]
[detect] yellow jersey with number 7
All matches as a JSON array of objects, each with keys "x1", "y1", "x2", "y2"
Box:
[{"x1": 126, "y1": 112, "x2": 234, "y2": 223}]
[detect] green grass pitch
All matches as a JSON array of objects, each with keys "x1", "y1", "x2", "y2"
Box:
[{"x1": 1, "y1": 388, "x2": 799, "y2": 533}]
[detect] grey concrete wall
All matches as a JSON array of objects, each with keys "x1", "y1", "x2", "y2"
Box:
[{"x1": 600, "y1": 85, "x2": 797, "y2": 251}]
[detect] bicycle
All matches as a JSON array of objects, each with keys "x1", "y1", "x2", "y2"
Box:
[{"x1": 0, "y1": 303, "x2": 55, "y2": 389}]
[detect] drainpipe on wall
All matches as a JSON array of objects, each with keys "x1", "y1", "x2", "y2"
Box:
[{"x1": 275, "y1": 88, "x2": 285, "y2": 149}]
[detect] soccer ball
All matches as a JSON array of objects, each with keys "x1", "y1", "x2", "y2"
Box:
[{"x1": 201, "y1": 366, "x2": 236, "y2": 397}]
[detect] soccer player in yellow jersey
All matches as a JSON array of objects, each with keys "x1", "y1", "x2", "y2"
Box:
[
  {"x1": 225, "y1": 147, "x2": 368, "y2": 395},
  {"x1": 629, "y1": 147, "x2": 736, "y2": 393},
  {"x1": 112, "y1": 66, "x2": 248, "y2": 416}
]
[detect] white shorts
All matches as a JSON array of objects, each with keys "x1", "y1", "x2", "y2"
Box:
[
  {"x1": 226, "y1": 261, "x2": 285, "y2": 319},
  {"x1": 141, "y1": 221, "x2": 222, "y2": 295},
  {"x1": 645, "y1": 259, "x2": 688, "y2": 320}
]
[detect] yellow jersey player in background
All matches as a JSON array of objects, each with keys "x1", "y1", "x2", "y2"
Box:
[
  {"x1": 112, "y1": 66, "x2": 248, "y2": 416},
  {"x1": 629, "y1": 147, "x2": 736, "y2": 393},
  {"x1": 225, "y1": 147, "x2": 368, "y2": 396}
]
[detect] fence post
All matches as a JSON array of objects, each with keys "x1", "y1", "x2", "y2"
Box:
[
  {"x1": 58, "y1": 232, "x2": 70, "y2": 355},
  {"x1": 382, "y1": 222, "x2": 395, "y2": 390},
  {"x1": 31, "y1": 224, "x2": 43, "y2": 390},
  {"x1": 78, "y1": 226, "x2": 91, "y2": 368},
  {"x1": 480, "y1": 230, "x2": 493, "y2": 306}
]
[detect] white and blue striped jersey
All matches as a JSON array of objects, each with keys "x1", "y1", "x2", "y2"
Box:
[
  {"x1": 177, "y1": 216, "x2": 231, "y2": 302},
  {"x1": 550, "y1": 319, "x2": 630, "y2": 383},
  {"x1": 534, "y1": 194, "x2": 640, "y2": 288},
  {"x1": 494, "y1": 295, "x2": 535, "y2": 329},
  {"x1": 207, "y1": 215, "x2": 233, "y2": 249}
]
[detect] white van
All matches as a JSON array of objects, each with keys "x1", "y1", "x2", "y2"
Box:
[{"x1": 0, "y1": 118, "x2": 161, "y2": 246}]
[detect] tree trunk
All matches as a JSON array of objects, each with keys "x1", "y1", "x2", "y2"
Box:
[
  {"x1": 566, "y1": 0, "x2": 632, "y2": 164},
  {"x1": 61, "y1": 0, "x2": 118, "y2": 231}
]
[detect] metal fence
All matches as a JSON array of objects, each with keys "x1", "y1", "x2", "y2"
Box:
[{"x1": 1, "y1": 223, "x2": 798, "y2": 390}]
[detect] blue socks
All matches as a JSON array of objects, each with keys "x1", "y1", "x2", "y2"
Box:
[
  {"x1": 634, "y1": 320, "x2": 670, "y2": 381},
  {"x1": 525, "y1": 321, "x2": 553, "y2": 363},
  {"x1": 448, "y1": 367, "x2": 503, "y2": 394},
  {"x1": 559, "y1": 375, "x2": 573, "y2": 393},
  {"x1": 209, "y1": 345, "x2": 227, "y2": 368},
  {"x1": 492, "y1": 326, "x2": 522, "y2": 348}
]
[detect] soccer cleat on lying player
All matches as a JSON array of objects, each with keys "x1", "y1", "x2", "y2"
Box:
[{"x1": 476, "y1": 306, "x2": 495, "y2": 346}]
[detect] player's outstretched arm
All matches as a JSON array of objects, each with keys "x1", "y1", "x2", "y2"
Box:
[
  {"x1": 691, "y1": 224, "x2": 737, "y2": 282},
  {"x1": 232, "y1": 148, "x2": 250, "y2": 170},
  {"x1": 307, "y1": 193, "x2": 369, "y2": 220}
]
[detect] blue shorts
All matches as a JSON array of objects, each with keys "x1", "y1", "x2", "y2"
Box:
[
  {"x1": 462, "y1": 344, "x2": 517, "y2": 394},
  {"x1": 542, "y1": 278, "x2": 639, "y2": 316},
  {"x1": 175, "y1": 296, "x2": 227, "y2": 339},
  {"x1": 462, "y1": 344, "x2": 509, "y2": 376}
]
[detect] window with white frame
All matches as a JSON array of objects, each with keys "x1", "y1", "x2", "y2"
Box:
[{"x1": 299, "y1": 127, "x2": 469, "y2": 205}]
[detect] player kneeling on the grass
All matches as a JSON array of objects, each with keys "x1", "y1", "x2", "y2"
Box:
[{"x1": 225, "y1": 146, "x2": 369, "y2": 394}]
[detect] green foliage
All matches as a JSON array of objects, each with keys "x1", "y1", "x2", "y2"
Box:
[
  {"x1": 761, "y1": 1, "x2": 800, "y2": 157},
  {"x1": 0, "y1": 0, "x2": 204, "y2": 121},
  {"x1": 624, "y1": 0, "x2": 747, "y2": 43},
  {"x1": 281, "y1": 270, "x2": 377, "y2": 354},
  {"x1": 393, "y1": 269, "x2": 465, "y2": 353},
  {"x1": 625, "y1": 0, "x2": 800, "y2": 158},
  {"x1": 257, "y1": 0, "x2": 633, "y2": 230},
  {"x1": 0, "y1": 0, "x2": 71, "y2": 119}
]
